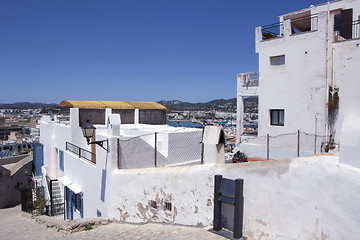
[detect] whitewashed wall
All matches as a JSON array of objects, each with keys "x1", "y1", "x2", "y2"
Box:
[
  {"x1": 336, "y1": 39, "x2": 360, "y2": 167},
  {"x1": 40, "y1": 117, "x2": 71, "y2": 179},
  {"x1": 111, "y1": 155, "x2": 360, "y2": 240},
  {"x1": 255, "y1": 11, "x2": 328, "y2": 138},
  {"x1": 253, "y1": 0, "x2": 360, "y2": 143},
  {"x1": 39, "y1": 108, "x2": 119, "y2": 219}
]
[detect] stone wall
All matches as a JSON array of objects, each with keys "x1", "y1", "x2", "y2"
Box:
[{"x1": 111, "y1": 155, "x2": 360, "y2": 240}]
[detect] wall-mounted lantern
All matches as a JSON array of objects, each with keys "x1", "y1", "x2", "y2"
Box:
[{"x1": 81, "y1": 120, "x2": 108, "y2": 152}]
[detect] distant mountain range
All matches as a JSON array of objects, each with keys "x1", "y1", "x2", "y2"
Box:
[
  {"x1": 0, "y1": 97, "x2": 258, "y2": 113},
  {"x1": 158, "y1": 97, "x2": 258, "y2": 113},
  {"x1": 0, "y1": 102, "x2": 56, "y2": 109}
]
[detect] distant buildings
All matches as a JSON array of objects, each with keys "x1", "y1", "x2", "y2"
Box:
[{"x1": 0, "y1": 109, "x2": 42, "y2": 158}]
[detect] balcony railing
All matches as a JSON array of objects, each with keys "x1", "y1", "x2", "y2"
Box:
[
  {"x1": 66, "y1": 142, "x2": 96, "y2": 164},
  {"x1": 290, "y1": 14, "x2": 318, "y2": 34},
  {"x1": 238, "y1": 72, "x2": 259, "y2": 88},
  {"x1": 334, "y1": 20, "x2": 360, "y2": 42},
  {"x1": 261, "y1": 22, "x2": 283, "y2": 40}
]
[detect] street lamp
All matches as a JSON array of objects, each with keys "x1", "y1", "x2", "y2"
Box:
[{"x1": 81, "y1": 120, "x2": 108, "y2": 152}]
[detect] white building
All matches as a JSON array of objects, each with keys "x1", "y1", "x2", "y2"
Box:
[
  {"x1": 37, "y1": 101, "x2": 223, "y2": 220},
  {"x1": 237, "y1": 0, "x2": 360, "y2": 158}
]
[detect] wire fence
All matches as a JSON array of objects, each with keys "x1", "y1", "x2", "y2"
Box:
[
  {"x1": 118, "y1": 128, "x2": 203, "y2": 169},
  {"x1": 236, "y1": 130, "x2": 328, "y2": 161}
]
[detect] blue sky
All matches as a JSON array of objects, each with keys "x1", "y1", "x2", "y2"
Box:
[{"x1": 0, "y1": 0, "x2": 326, "y2": 104}]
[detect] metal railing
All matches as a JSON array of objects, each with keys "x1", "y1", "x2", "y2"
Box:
[
  {"x1": 235, "y1": 130, "x2": 330, "y2": 161},
  {"x1": 261, "y1": 22, "x2": 283, "y2": 40},
  {"x1": 238, "y1": 72, "x2": 259, "y2": 88},
  {"x1": 334, "y1": 20, "x2": 360, "y2": 42},
  {"x1": 290, "y1": 14, "x2": 318, "y2": 34},
  {"x1": 66, "y1": 142, "x2": 96, "y2": 164},
  {"x1": 354, "y1": 20, "x2": 360, "y2": 39}
]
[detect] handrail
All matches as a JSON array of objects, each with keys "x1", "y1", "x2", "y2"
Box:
[
  {"x1": 66, "y1": 142, "x2": 96, "y2": 164},
  {"x1": 290, "y1": 14, "x2": 318, "y2": 34},
  {"x1": 290, "y1": 13, "x2": 318, "y2": 23},
  {"x1": 261, "y1": 22, "x2": 283, "y2": 40},
  {"x1": 334, "y1": 20, "x2": 360, "y2": 42}
]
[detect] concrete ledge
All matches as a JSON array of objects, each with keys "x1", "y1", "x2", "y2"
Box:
[{"x1": 23, "y1": 212, "x2": 112, "y2": 233}]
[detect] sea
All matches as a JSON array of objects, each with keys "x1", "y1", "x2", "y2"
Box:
[
  {"x1": 167, "y1": 120, "x2": 257, "y2": 129},
  {"x1": 166, "y1": 120, "x2": 203, "y2": 128}
]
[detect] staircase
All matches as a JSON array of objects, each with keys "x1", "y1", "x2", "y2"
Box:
[{"x1": 50, "y1": 180, "x2": 64, "y2": 219}]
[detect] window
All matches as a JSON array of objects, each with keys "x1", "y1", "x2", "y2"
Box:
[
  {"x1": 59, "y1": 150, "x2": 64, "y2": 171},
  {"x1": 270, "y1": 109, "x2": 284, "y2": 126},
  {"x1": 270, "y1": 55, "x2": 285, "y2": 66},
  {"x1": 270, "y1": 55, "x2": 285, "y2": 73}
]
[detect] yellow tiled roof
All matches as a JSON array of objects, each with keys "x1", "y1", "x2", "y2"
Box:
[{"x1": 57, "y1": 101, "x2": 166, "y2": 110}]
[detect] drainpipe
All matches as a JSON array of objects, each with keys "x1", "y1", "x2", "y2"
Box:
[{"x1": 325, "y1": 0, "x2": 331, "y2": 140}]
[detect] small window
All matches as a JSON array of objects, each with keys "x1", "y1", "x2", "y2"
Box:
[
  {"x1": 59, "y1": 150, "x2": 64, "y2": 171},
  {"x1": 270, "y1": 109, "x2": 284, "y2": 126},
  {"x1": 270, "y1": 55, "x2": 285, "y2": 66}
]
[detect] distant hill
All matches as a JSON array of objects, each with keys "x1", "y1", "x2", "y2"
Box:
[
  {"x1": 158, "y1": 97, "x2": 258, "y2": 113},
  {"x1": 0, "y1": 98, "x2": 258, "y2": 113},
  {"x1": 0, "y1": 102, "x2": 56, "y2": 109}
]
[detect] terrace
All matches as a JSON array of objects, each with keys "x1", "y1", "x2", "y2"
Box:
[
  {"x1": 259, "y1": 12, "x2": 318, "y2": 41},
  {"x1": 334, "y1": 20, "x2": 360, "y2": 42},
  {"x1": 237, "y1": 72, "x2": 259, "y2": 97}
]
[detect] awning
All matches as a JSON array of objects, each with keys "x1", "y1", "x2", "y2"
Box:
[
  {"x1": 58, "y1": 176, "x2": 72, "y2": 186},
  {"x1": 68, "y1": 183, "x2": 82, "y2": 194}
]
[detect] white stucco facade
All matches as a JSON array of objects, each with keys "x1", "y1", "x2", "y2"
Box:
[
  {"x1": 237, "y1": 0, "x2": 360, "y2": 165},
  {"x1": 38, "y1": 106, "x2": 219, "y2": 220},
  {"x1": 39, "y1": 108, "x2": 118, "y2": 219},
  {"x1": 237, "y1": 0, "x2": 360, "y2": 166}
]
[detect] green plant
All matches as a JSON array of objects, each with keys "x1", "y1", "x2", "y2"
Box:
[
  {"x1": 239, "y1": 152, "x2": 247, "y2": 159},
  {"x1": 33, "y1": 187, "x2": 47, "y2": 213},
  {"x1": 23, "y1": 148, "x2": 33, "y2": 153},
  {"x1": 84, "y1": 224, "x2": 93, "y2": 231},
  {"x1": 328, "y1": 87, "x2": 339, "y2": 113}
]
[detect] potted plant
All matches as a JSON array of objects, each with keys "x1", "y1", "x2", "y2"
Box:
[{"x1": 232, "y1": 151, "x2": 248, "y2": 163}]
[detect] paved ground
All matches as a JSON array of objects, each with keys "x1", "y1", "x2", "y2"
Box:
[{"x1": 0, "y1": 205, "x2": 241, "y2": 240}]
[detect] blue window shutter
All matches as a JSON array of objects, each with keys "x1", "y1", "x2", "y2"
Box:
[
  {"x1": 80, "y1": 197, "x2": 84, "y2": 218},
  {"x1": 64, "y1": 186, "x2": 67, "y2": 220},
  {"x1": 71, "y1": 191, "x2": 75, "y2": 208},
  {"x1": 33, "y1": 143, "x2": 44, "y2": 176},
  {"x1": 59, "y1": 150, "x2": 64, "y2": 171}
]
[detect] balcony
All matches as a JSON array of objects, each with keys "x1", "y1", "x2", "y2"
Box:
[
  {"x1": 66, "y1": 142, "x2": 96, "y2": 164},
  {"x1": 289, "y1": 14, "x2": 318, "y2": 35},
  {"x1": 261, "y1": 22, "x2": 284, "y2": 40},
  {"x1": 260, "y1": 13, "x2": 318, "y2": 41},
  {"x1": 334, "y1": 20, "x2": 360, "y2": 42},
  {"x1": 237, "y1": 72, "x2": 259, "y2": 96}
]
